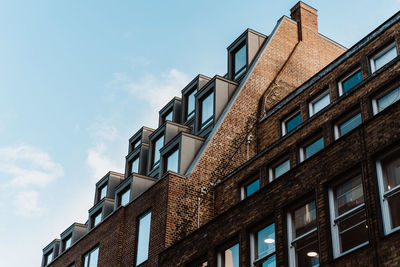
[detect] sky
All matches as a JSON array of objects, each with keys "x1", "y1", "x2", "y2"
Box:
[{"x1": 0, "y1": 1, "x2": 398, "y2": 266}]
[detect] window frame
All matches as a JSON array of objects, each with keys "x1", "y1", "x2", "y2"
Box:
[
  {"x1": 44, "y1": 249, "x2": 54, "y2": 266},
  {"x1": 130, "y1": 138, "x2": 141, "y2": 153},
  {"x1": 299, "y1": 135, "x2": 325, "y2": 162},
  {"x1": 217, "y1": 239, "x2": 240, "y2": 267},
  {"x1": 232, "y1": 41, "x2": 247, "y2": 80},
  {"x1": 337, "y1": 67, "x2": 363, "y2": 96},
  {"x1": 269, "y1": 157, "x2": 291, "y2": 181},
  {"x1": 151, "y1": 133, "x2": 164, "y2": 170},
  {"x1": 308, "y1": 89, "x2": 331, "y2": 117},
  {"x1": 281, "y1": 110, "x2": 302, "y2": 136},
  {"x1": 136, "y1": 210, "x2": 152, "y2": 266},
  {"x1": 97, "y1": 183, "x2": 108, "y2": 202},
  {"x1": 117, "y1": 185, "x2": 131, "y2": 207},
  {"x1": 62, "y1": 234, "x2": 73, "y2": 252},
  {"x1": 371, "y1": 84, "x2": 400, "y2": 115},
  {"x1": 249, "y1": 222, "x2": 276, "y2": 267},
  {"x1": 376, "y1": 149, "x2": 400, "y2": 235},
  {"x1": 83, "y1": 245, "x2": 99, "y2": 267},
  {"x1": 129, "y1": 156, "x2": 140, "y2": 175},
  {"x1": 240, "y1": 171, "x2": 261, "y2": 200},
  {"x1": 369, "y1": 41, "x2": 398, "y2": 73},
  {"x1": 91, "y1": 209, "x2": 102, "y2": 229},
  {"x1": 199, "y1": 90, "x2": 215, "y2": 130},
  {"x1": 328, "y1": 174, "x2": 369, "y2": 258},
  {"x1": 333, "y1": 109, "x2": 362, "y2": 140},
  {"x1": 185, "y1": 86, "x2": 197, "y2": 122},
  {"x1": 163, "y1": 145, "x2": 180, "y2": 174}
]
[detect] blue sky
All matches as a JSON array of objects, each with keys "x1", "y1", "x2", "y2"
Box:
[{"x1": 0, "y1": 1, "x2": 398, "y2": 266}]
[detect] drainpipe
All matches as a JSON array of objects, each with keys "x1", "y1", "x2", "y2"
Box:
[{"x1": 246, "y1": 134, "x2": 254, "y2": 160}]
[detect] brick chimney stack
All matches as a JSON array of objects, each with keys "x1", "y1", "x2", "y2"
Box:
[{"x1": 290, "y1": 1, "x2": 318, "y2": 41}]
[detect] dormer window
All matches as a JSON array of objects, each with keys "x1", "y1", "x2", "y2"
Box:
[
  {"x1": 118, "y1": 186, "x2": 131, "y2": 206},
  {"x1": 200, "y1": 91, "x2": 214, "y2": 130},
  {"x1": 97, "y1": 184, "x2": 107, "y2": 202},
  {"x1": 129, "y1": 156, "x2": 139, "y2": 175},
  {"x1": 130, "y1": 139, "x2": 141, "y2": 152},
  {"x1": 62, "y1": 234, "x2": 72, "y2": 251},
  {"x1": 152, "y1": 135, "x2": 164, "y2": 169},
  {"x1": 186, "y1": 87, "x2": 197, "y2": 121},
  {"x1": 44, "y1": 250, "x2": 53, "y2": 266},
  {"x1": 233, "y1": 42, "x2": 247, "y2": 80},
  {"x1": 91, "y1": 210, "x2": 102, "y2": 228},
  {"x1": 165, "y1": 147, "x2": 179, "y2": 173},
  {"x1": 163, "y1": 109, "x2": 173, "y2": 122}
]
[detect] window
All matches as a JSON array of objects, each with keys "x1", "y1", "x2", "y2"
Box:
[
  {"x1": 83, "y1": 246, "x2": 99, "y2": 267},
  {"x1": 372, "y1": 86, "x2": 400, "y2": 115},
  {"x1": 131, "y1": 139, "x2": 141, "y2": 152},
  {"x1": 300, "y1": 137, "x2": 324, "y2": 162},
  {"x1": 250, "y1": 223, "x2": 276, "y2": 266},
  {"x1": 166, "y1": 147, "x2": 179, "y2": 173},
  {"x1": 233, "y1": 43, "x2": 247, "y2": 79},
  {"x1": 309, "y1": 91, "x2": 330, "y2": 117},
  {"x1": 338, "y1": 69, "x2": 362, "y2": 96},
  {"x1": 118, "y1": 186, "x2": 131, "y2": 206},
  {"x1": 62, "y1": 234, "x2": 72, "y2": 251},
  {"x1": 44, "y1": 249, "x2": 53, "y2": 266},
  {"x1": 186, "y1": 88, "x2": 197, "y2": 121},
  {"x1": 269, "y1": 159, "x2": 290, "y2": 181},
  {"x1": 242, "y1": 178, "x2": 260, "y2": 199},
  {"x1": 334, "y1": 112, "x2": 362, "y2": 139},
  {"x1": 287, "y1": 200, "x2": 319, "y2": 267},
  {"x1": 200, "y1": 91, "x2": 214, "y2": 129},
  {"x1": 98, "y1": 184, "x2": 107, "y2": 202},
  {"x1": 376, "y1": 151, "x2": 400, "y2": 234},
  {"x1": 282, "y1": 111, "x2": 301, "y2": 135},
  {"x1": 328, "y1": 175, "x2": 368, "y2": 257},
  {"x1": 218, "y1": 243, "x2": 239, "y2": 267},
  {"x1": 130, "y1": 157, "x2": 140, "y2": 175},
  {"x1": 370, "y1": 42, "x2": 398, "y2": 73},
  {"x1": 91, "y1": 211, "x2": 102, "y2": 228},
  {"x1": 163, "y1": 109, "x2": 173, "y2": 123},
  {"x1": 152, "y1": 135, "x2": 164, "y2": 169},
  {"x1": 136, "y1": 211, "x2": 152, "y2": 266}
]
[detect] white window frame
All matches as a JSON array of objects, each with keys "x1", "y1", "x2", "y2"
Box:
[
  {"x1": 269, "y1": 158, "x2": 290, "y2": 181},
  {"x1": 376, "y1": 155, "x2": 400, "y2": 235},
  {"x1": 299, "y1": 136, "x2": 324, "y2": 162},
  {"x1": 308, "y1": 90, "x2": 330, "y2": 117},
  {"x1": 249, "y1": 223, "x2": 276, "y2": 266},
  {"x1": 333, "y1": 112, "x2": 362, "y2": 140},
  {"x1": 240, "y1": 178, "x2": 260, "y2": 200},
  {"x1": 282, "y1": 111, "x2": 301, "y2": 136},
  {"x1": 328, "y1": 177, "x2": 368, "y2": 258},
  {"x1": 337, "y1": 68, "x2": 362, "y2": 96},
  {"x1": 370, "y1": 42, "x2": 398, "y2": 73},
  {"x1": 372, "y1": 85, "x2": 400, "y2": 115}
]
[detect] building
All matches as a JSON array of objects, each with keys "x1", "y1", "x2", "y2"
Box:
[{"x1": 42, "y1": 2, "x2": 400, "y2": 266}]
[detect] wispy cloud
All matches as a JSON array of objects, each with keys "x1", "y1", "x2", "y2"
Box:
[
  {"x1": 13, "y1": 190, "x2": 45, "y2": 217},
  {"x1": 0, "y1": 145, "x2": 64, "y2": 187},
  {"x1": 87, "y1": 120, "x2": 118, "y2": 141},
  {"x1": 86, "y1": 142, "x2": 121, "y2": 181},
  {"x1": 111, "y1": 68, "x2": 190, "y2": 109}
]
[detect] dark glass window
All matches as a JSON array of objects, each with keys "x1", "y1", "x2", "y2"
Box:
[
  {"x1": 63, "y1": 235, "x2": 72, "y2": 251},
  {"x1": 98, "y1": 184, "x2": 107, "y2": 201},
  {"x1": 221, "y1": 243, "x2": 239, "y2": 267},
  {"x1": 136, "y1": 211, "x2": 152, "y2": 266},
  {"x1": 92, "y1": 211, "x2": 102, "y2": 228},
  {"x1": 130, "y1": 157, "x2": 139, "y2": 174},
  {"x1": 153, "y1": 135, "x2": 164, "y2": 168},
  {"x1": 375, "y1": 86, "x2": 400, "y2": 114},
  {"x1": 44, "y1": 250, "x2": 53, "y2": 266},
  {"x1": 254, "y1": 224, "x2": 276, "y2": 266},
  {"x1": 83, "y1": 246, "x2": 99, "y2": 267},
  {"x1": 303, "y1": 137, "x2": 324, "y2": 160},
  {"x1": 187, "y1": 88, "x2": 197, "y2": 121},
  {"x1": 245, "y1": 179, "x2": 260, "y2": 198},
  {"x1": 131, "y1": 139, "x2": 141, "y2": 152},
  {"x1": 233, "y1": 44, "x2": 247, "y2": 79},
  {"x1": 337, "y1": 113, "x2": 362, "y2": 138},
  {"x1": 166, "y1": 148, "x2": 179, "y2": 173},
  {"x1": 119, "y1": 187, "x2": 131, "y2": 206},
  {"x1": 283, "y1": 112, "x2": 301, "y2": 135},
  {"x1": 164, "y1": 109, "x2": 173, "y2": 122},
  {"x1": 274, "y1": 159, "x2": 290, "y2": 179},
  {"x1": 200, "y1": 91, "x2": 214, "y2": 129},
  {"x1": 381, "y1": 153, "x2": 400, "y2": 230},
  {"x1": 340, "y1": 70, "x2": 362, "y2": 95},
  {"x1": 309, "y1": 91, "x2": 330, "y2": 116},
  {"x1": 370, "y1": 43, "x2": 397, "y2": 72}
]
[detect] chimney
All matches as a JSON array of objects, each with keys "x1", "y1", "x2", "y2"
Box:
[{"x1": 290, "y1": 1, "x2": 318, "y2": 41}]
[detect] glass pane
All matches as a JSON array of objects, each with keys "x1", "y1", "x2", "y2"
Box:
[
  {"x1": 46, "y1": 251, "x2": 53, "y2": 264},
  {"x1": 374, "y1": 45, "x2": 397, "y2": 70},
  {"x1": 224, "y1": 243, "x2": 239, "y2": 267},
  {"x1": 305, "y1": 138, "x2": 324, "y2": 159},
  {"x1": 132, "y1": 140, "x2": 141, "y2": 150},
  {"x1": 285, "y1": 113, "x2": 301, "y2": 133},
  {"x1": 274, "y1": 159, "x2": 290, "y2": 179},
  {"x1": 136, "y1": 211, "x2": 152, "y2": 266},
  {"x1": 167, "y1": 149, "x2": 179, "y2": 173},
  {"x1": 312, "y1": 92, "x2": 330, "y2": 115},
  {"x1": 388, "y1": 193, "x2": 400, "y2": 229},
  {"x1": 342, "y1": 71, "x2": 362, "y2": 94},
  {"x1": 337, "y1": 210, "x2": 368, "y2": 253},
  {"x1": 246, "y1": 179, "x2": 260, "y2": 197},
  {"x1": 131, "y1": 157, "x2": 139, "y2": 174},
  {"x1": 93, "y1": 212, "x2": 102, "y2": 227},
  {"x1": 382, "y1": 154, "x2": 400, "y2": 191},
  {"x1": 187, "y1": 89, "x2": 197, "y2": 120},
  {"x1": 294, "y1": 232, "x2": 319, "y2": 267},
  {"x1": 153, "y1": 135, "x2": 164, "y2": 167},
  {"x1": 335, "y1": 176, "x2": 364, "y2": 216},
  {"x1": 294, "y1": 201, "x2": 317, "y2": 237},
  {"x1": 84, "y1": 254, "x2": 89, "y2": 267},
  {"x1": 99, "y1": 185, "x2": 107, "y2": 200},
  {"x1": 120, "y1": 188, "x2": 131, "y2": 206},
  {"x1": 201, "y1": 92, "x2": 214, "y2": 128},
  {"x1": 234, "y1": 45, "x2": 246, "y2": 77},
  {"x1": 377, "y1": 87, "x2": 400, "y2": 113},
  {"x1": 89, "y1": 247, "x2": 99, "y2": 267},
  {"x1": 65, "y1": 236, "x2": 72, "y2": 250},
  {"x1": 257, "y1": 224, "x2": 275, "y2": 259},
  {"x1": 339, "y1": 113, "x2": 362, "y2": 137},
  {"x1": 262, "y1": 254, "x2": 276, "y2": 267},
  {"x1": 164, "y1": 110, "x2": 173, "y2": 122}
]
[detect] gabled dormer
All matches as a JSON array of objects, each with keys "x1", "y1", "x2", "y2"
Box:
[
  {"x1": 194, "y1": 75, "x2": 238, "y2": 137},
  {"x1": 93, "y1": 171, "x2": 124, "y2": 205},
  {"x1": 125, "y1": 127, "x2": 154, "y2": 177},
  {"x1": 41, "y1": 239, "x2": 60, "y2": 267},
  {"x1": 227, "y1": 29, "x2": 267, "y2": 81},
  {"x1": 181, "y1": 75, "x2": 211, "y2": 131},
  {"x1": 159, "y1": 97, "x2": 182, "y2": 126},
  {"x1": 59, "y1": 223, "x2": 87, "y2": 254}
]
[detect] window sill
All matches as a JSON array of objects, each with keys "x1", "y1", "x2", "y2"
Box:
[{"x1": 333, "y1": 241, "x2": 369, "y2": 261}]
